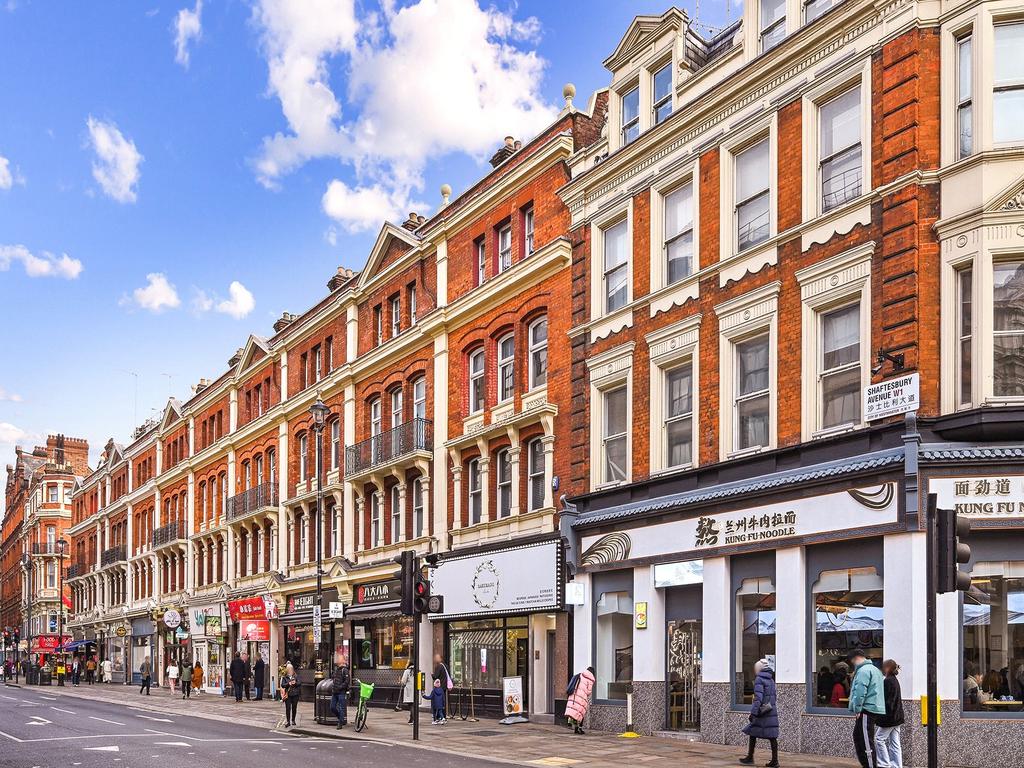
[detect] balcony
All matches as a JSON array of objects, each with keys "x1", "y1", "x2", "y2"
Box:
[
  {"x1": 152, "y1": 521, "x2": 184, "y2": 548},
  {"x1": 226, "y1": 482, "x2": 279, "y2": 523},
  {"x1": 31, "y1": 542, "x2": 62, "y2": 555},
  {"x1": 345, "y1": 418, "x2": 432, "y2": 479},
  {"x1": 100, "y1": 545, "x2": 126, "y2": 567},
  {"x1": 67, "y1": 561, "x2": 86, "y2": 579}
]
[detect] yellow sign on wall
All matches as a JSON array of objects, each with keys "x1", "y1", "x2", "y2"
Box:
[{"x1": 635, "y1": 601, "x2": 648, "y2": 629}]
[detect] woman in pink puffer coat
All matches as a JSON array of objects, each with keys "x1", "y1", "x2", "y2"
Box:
[{"x1": 565, "y1": 666, "x2": 595, "y2": 734}]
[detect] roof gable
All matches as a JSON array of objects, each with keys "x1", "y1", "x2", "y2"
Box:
[
  {"x1": 357, "y1": 222, "x2": 421, "y2": 289},
  {"x1": 159, "y1": 398, "x2": 184, "y2": 432},
  {"x1": 234, "y1": 334, "x2": 272, "y2": 378},
  {"x1": 604, "y1": 7, "x2": 687, "y2": 72},
  {"x1": 987, "y1": 174, "x2": 1024, "y2": 213}
]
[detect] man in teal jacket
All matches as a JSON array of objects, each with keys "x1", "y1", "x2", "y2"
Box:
[{"x1": 848, "y1": 650, "x2": 886, "y2": 767}]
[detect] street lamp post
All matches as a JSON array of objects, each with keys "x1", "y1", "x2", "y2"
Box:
[
  {"x1": 308, "y1": 393, "x2": 331, "y2": 681},
  {"x1": 57, "y1": 539, "x2": 66, "y2": 687},
  {"x1": 20, "y1": 553, "x2": 31, "y2": 683}
]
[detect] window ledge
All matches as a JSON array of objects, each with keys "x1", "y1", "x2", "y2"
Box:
[
  {"x1": 594, "y1": 479, "x2": 630, "y2": 492},
  {"x1": 811, "y1": 422, "x2": 861, "y2": 440},
  {"x1": 727, "y1": 445, "x2": 766, "y2": 460},
  {"x1": 651, "y1": 462, "x2": 695, "y2": 478}
]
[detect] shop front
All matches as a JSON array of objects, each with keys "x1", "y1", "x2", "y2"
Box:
[
  {"x1": 430, "y1": 536, "x2": 566, "y2": 719},
  {"x1": 280, "y1": 588, "x2": 339, "y2": 699},
  {"x1": 189, "y1": 603, "x2": 226, "y2": 693},
  {"x1": 130, "y1": 617, "x2": 156, "y2": 685},
  {"x1": 103, "y1": 624, "x2": 130, "y2": 683},
  {"x1": 345, "y1": 577, "x2": 414, "y2": 707},
  {"x1": 227, "y1": 594, "x2": 279, "y2": 695},
  {"x1": 158, "y1": 607, "x2": 190, "y2": 681}
]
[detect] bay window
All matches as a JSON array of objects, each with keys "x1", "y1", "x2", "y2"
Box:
[
  {"x1": 602, "y1": 386, "x2": 628, "y2": 483},
  {"x1": 653, "y1": 62, "x2": 672, "y2": 124},
  {"x1": 736, "y1": 139, "x2": 771, "y2": 252},
  {"x1": 603, "y1": 219, "x2": 630, "y2": 312},
  {"x1": 994, "y1": 23, "x2": 1024, "y2": 144},
  {"x1": 666, "y1": 363, "x2": 694, "y2": 468},
  {"x1": 528, "y1": 317, "x2": 548, "y2": 389},
  {"x1": 957, "y1": 33, "x2": 973, "y2": 159},
  {"x1": 819, "y1": 304, "x2": 861, "y2": 429},
  {"x1": 621, "y1": 86, "x2": 640, "y2": 145},
  {"x1": 819, "y1": 86, "x2": 862, "y2": 211},
  {"x1": 498, "y1": 334, "x2": 515, "y2": 402},
  {"x1": 664, "y1": 182, "x2": 694, "y2": 284},
  {"x1": 469, "y1": 349, "x2": 486, "y2": 414},
  {"x1": 994, "y1": 261, "x2": 1024, "y2": 397},
  {"x1": 735, "y1": 335, "x2": 771, "y2": 451}
]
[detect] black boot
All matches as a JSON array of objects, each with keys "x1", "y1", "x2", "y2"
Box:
[{"x1": 739, "y1": 758, "x2": 754, "y2": 765}]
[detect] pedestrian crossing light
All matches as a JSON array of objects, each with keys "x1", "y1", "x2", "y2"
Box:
[{"x1": 937, "y1": 507, "x2": 972, "y2": 593}]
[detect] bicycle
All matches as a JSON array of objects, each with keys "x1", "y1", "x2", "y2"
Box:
[{"x1": 354, "y1": 679, "x2": 375, "y2": 732}]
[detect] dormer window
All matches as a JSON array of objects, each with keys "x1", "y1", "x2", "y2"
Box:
[
  {"x1": 652, "y1": 62, "x2": 673, "y2": 125},
  {"x1": 760, "y1": 0, "x2": 786, "y2": 52},
  {"x1": 621, "y1": 86, "x2": 640, "y2": 145}
]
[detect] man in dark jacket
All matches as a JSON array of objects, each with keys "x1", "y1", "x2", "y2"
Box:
[
  {"x1": 242, "y1": 652, "x2": 252, "y2": 700},
  {"x1": 875, "y1": 659, "x2": 905, "y2": 768},
  {"x1": 229, "y1": 652, "x2": 246, "y2": 702},
  {"x1": 253, "y1": 656, "x2": 265, "y2": 701},
  {"x1": 331, "y1": 652, "x2": 350, "y2": 729}
]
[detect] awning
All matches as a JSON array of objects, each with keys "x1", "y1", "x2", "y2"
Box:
[
  {"x1": 58, "y1": 639, "x2": 96, "y2": 652},
  {"x1": 345, "y1": 604, "x2": 403, "y2": 620}
]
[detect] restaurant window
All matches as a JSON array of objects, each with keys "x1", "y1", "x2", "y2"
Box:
[
  {"x1": 468, "y1": 349, "x2": 485, "y2": 414},
  {"x1": 760, "y1": 0, "x2": 786, "y2": 51},
  {"x1": 956, "y1": 33, "x2": 973, "y2": 159},
  {"x1": 284, "y1": 625, "x2": 332, "y2": 674},
  {"x1": 666, "y1": 362, "x2": 694, "y2": 468},
  {"x1": 994, "y1": 23, "x2": 1024, "y2": 145},
  {"x1": 811, "y1": 567, "x2": 884, "y2": 709},
  {"x1": 468, "y1": 458, "x2": 482, "y2": 525},
  {"x1": 819, "y1": 85, "x2": 862, "y2": 211},
  {"x1": 412, "y1": 477, "x2": 425, "y2": 538},
  {"x1": 735, "y1": 577, "x2": 776, "y2": 705},
  {"x1": 963, "y1": 561, "x2": 1024, "y2": 714},
  {"x1": 735, "y1": 138, "x2": 770, "y2": 252},
  {"x1": 602, "y1": 386, "x2": 628, "y2": 484},
  {"x1": 957, "y1": 267, "x2": 973, "y2": 407},
  {"x1": 447, "y1": 616, "x2": 529, "y2": 691},
  {"x1": 621, "y1": 85, "x2": 640, "y2": 145},
  {"x1": 819, "y1": 303, "x2": 861, "y2": 429},
  {"x1": 993, "y1": 261, "x2": 1024, "y2": 397},
  {"x1": 496, "y1": 448, "x2": 512, "y2": 518},
  {"x1": 498, "y1": 333, "x2": 515, "y2": 402},
  {"x1": 664, "y1": 182, "x2": 694, "y2": 285},
  {"x1": 498, "y1": 224, "x2": 512, "y2": 273},
  {"x1": 528, "y1": 438, "x2": 545, "y2": 512},
  {"x1": 353, "y1": 616, "x2": 413, "y2": 674},
  {"x1": 596, "y1": 591, "x2": 633, "y2": 700},
  {"x1": 735, "y1": 335, "x2": 771, "y2": 451},
  {"x1": 652, "y1": 61, "x2": 672, "y2": 124},
  {"x1": 603, "y1": 219, "x2": 629, "y2": 313},
  {"x1": 529, "y1": 317, "x2": 548, "y2": 389}
]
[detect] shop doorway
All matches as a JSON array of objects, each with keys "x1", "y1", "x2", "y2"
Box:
[{"x1": 666, "y1": 619, "x2": 701, "y2": 731}]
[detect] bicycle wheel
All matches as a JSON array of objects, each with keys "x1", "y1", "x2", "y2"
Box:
[{"x1": 354, "y1": 702, "x2": 368, "y2": 732}]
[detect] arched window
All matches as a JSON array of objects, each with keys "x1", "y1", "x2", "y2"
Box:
[
  {"x1": 498, "y1": 333, "x2": 515, "y2": 402},
  {"x1": 528, "y1": 316, "x2": 548, "y2": 389},
  {"x1": 412, "y1": 377, "x2": 426, "y2": 420},
  {"x1": 267, "y1": 448, "x2": 276, "y2": 486},
  {"x1": 391, "y1": 387, "x2": 403, "y2": 428}
]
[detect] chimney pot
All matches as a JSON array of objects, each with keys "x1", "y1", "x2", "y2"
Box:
[{"x1": 504, "y1": 135, "x2": 515, "y2": 147}]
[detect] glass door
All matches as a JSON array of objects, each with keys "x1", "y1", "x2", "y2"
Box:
[{"x1": 666, "y1": 619, "x2": 702, "y2": 731}]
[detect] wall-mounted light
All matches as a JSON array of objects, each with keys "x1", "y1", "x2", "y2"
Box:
[{"x1": 872, "y1": 348, "x2": 906, "y2": 376}]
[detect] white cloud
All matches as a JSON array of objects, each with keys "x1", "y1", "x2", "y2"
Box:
[
  {"x1": 86, "y1": 117, "x2": 143, "y2": 203},
  {"x1": 215, "y1": 281, "x2": 255, "y2": 319},
  {"x1": 173, "y1": 0, "x2": 203, "y2": 68},
  {"x1": 127, "y1": 272, "x2": 180, "y2": 312},
  {"x1": 0, "y1": 155, "x2": 25, "y2": 189},
  {"x1": 324, "y1": 226, "x2": 338, "y2": 246},
  {"x1": 252, "y1": 0, "x2": 556, "y2": 232},
  {"x1": 0, "y1": 387, "x2": 23, "y2": 403},
  {"x1": 0, "y1": 422, "x2": 34, "y2": 448},
  {"x1": 191, "y1": 287, "x2": 214, "y2": 314},
  {"x1": 0, "y1": 244, "x2": 83, "y2": 279}
]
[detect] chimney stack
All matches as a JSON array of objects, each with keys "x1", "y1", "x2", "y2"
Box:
[
  {"x1": 327, "y1": 267, "x2": 356, "y2": 292},
  {"x1": 489, "y1": 135, "x2": 520, "y2": 168},
  {"x1": 402, "y1": 212, "x2": 421, "y2": 231},
  {"x1": 273, "y1": 312, "x2": 296, "y2": 332}
]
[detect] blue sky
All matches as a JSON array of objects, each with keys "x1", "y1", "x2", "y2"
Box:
[{"x1": 0, "y1": 0, "x2": 733, "y2": 489}]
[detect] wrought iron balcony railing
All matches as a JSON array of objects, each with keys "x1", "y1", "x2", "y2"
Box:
[
  {"x1": 152, "y1": 520, "x2": 183, "y2": 548},
  {"x1": 226, "y1": 482, "x2": 279, "y2": 522},
  {"x1": 100, "y1": 545, "x2": 126, "y2": 567},
  {"x1": 346, "y1": 418, "x2": 432, "y2": 476},
  {"x1": 31, "y1": 542, "x2": 62, "y2": 555},
  {"x1": 67, "y1": 561, "x2": 86, "y2": 579}
]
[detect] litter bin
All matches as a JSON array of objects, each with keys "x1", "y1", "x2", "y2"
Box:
[
  {"x1": 38, "y1": 668, "x2": 52, "y2": 686},
  {"x1": 314, "y1": 678, "x2": 335, "y2": 725},
  {"x1": 26, "y1": 665, "x2": 38, "y2": 685}
]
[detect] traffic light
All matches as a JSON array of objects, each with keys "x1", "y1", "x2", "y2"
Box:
[
  {"x1": 937, "y1": 506, "x2": 972, "y2": 593},
  {"x1": 413, "y1": 569, "x2": 430, "y2": 615},
  {"x1": 12, "y1": 628, "x2": 19, "y2": 645},
  {"x1": 396, "y1": 550, "x2": 416, "y2": 616}
]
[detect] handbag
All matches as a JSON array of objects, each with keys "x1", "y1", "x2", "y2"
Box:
[{"x1": 758, "y1": 702, "x2": 774, "y2": 716}]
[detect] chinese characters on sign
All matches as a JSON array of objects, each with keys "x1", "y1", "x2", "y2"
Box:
[
  {"x1": 864, "y1": 373, "x2": 920, "y2": 421},
  {"x1": 932, "y1": 476, "x2": 1024, "y2": 517},
  {"x1": 694, "y1": 511, "x2": 798, "y2": 548}
]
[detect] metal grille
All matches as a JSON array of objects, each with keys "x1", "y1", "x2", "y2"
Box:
[{"x1": 667, "y1": 620, "x2": 701, "y2": 731}]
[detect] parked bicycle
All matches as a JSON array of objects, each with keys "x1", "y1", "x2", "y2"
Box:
[{"x1": 354, "y1": 679, "x2": 375, "y2": 732}]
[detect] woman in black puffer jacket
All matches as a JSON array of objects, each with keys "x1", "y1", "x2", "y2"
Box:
[
  {"x1": 741, "y1": 658, "x2": 780, "y2": 767},
  {"x1": 875, "y1": 660, "x2": 905, "y2": 768}
]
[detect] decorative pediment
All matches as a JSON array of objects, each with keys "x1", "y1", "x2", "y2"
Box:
[
  {"x1": 988, "y1": 175, "x2": 1024, "y2": 213},
  {"x1": 603, "y1": 8, "x2": 687, "y2": 73},
  {"x1": 357, "y1": 222, "x2": 421, "y2": 288},
  {"x1": 233, "y1": 334, "x2": 271, "y2": 378},
  {"x1": 159, "y1": 398, "x2": 184, "y2": 431}
]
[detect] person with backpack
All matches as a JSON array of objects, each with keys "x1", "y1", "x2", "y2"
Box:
[
  {"x1": 848, "y1": 650, "x2": 886, "y2": 768},
  {"x1": 740, "y1": 658, "x2": 780, "y2": 767},
  {"x1": 565, "y1": 666, "x2": 595, "y2": 734},
  {"x1": 331, "y1": 651, "x2": 350, "y2": 729},
  {"x1": 874, "y1": 660, "x2": 905, "y2": 768}
]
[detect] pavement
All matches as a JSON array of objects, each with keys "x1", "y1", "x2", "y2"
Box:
[{"x1": 0, "y1": 679, "x2": 861, "y2": 768}]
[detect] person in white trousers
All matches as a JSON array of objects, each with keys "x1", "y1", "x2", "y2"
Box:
[{"x1": 874, "y1": 659, "x2": 905, "y2": 768}]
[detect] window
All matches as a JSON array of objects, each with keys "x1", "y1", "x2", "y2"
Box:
[
  {"x1": 221, "y1": 473, "x2": 227, "y2": 517},
  {"x1": 621, "y1": 86, "x2": 640, "y2": 145},
  {"x1": 819, "y1": 304, "x2": 861, "y2": 429},
  {"x1": 760, "y1": 0, "x2": 786, "y2": 51},
  {"x1": 412, "y1": 377, "x2": 426, "y2": 420},
  {"x1": 735, "y1": 578, "x2": 776, "y2": 705},
  {"x1": 523, "y1": 207, "x2": 535, "y2": 255},
  {"x1": 47, "y1": 526, "x2": 56, "y2": 548},
  {"x1": 47, "y1": 485, "x2": 58, "y2": 503},
  {"x1": 957, "y1": 268, "x2": 973, "y2": 407},
  {"x1": 408, "y1": 284, "x2": 418, "y2": 325},
  {"x1": 735, "y1": 139, "x2": 771, "y2": 251},
  {"x1": 374, "y1": 305, "x2": 383, "y2": 346},
  {"x1": 255, "y1": 453, "x2": 264, "y2": 485},
  {"x1": 528, "y1": 317, "x2": 548, "y2": 389},
  {"x1": 498, "y1": 224, "x2": 512, "y2": 272},
  {"x1": 819, "y1": 86, "x2": 862, "y2": 211},
  {"x1": 328, "y1": 420, "x2": 339, "y2": 471},
  {"x1": 735, "y1": 335, "x2": 770, "y2": 451},
  {"x1": 994, "y1": 261, "x2": 1024, "y2": 397},
  {"x1": 664, "y1": 183, "x2": 694, "y2": 284},
  {"x1": 603, "y1": 219, "x2": 629, "y2": 312},
  {"x1": 962, "y1": 561, "x2": 1024, "y2": 713},
  {"x1": 313, "y1": 346, "x2": 322, "y2": 383},
  {"x1": 412, "y1": 477, "x2": 424, "y2": 538},
  {"x1": 652, "y1": 62, "x2": 673, "y2": 124},
  {"x1": 391, "y1": 296, "x2": 401, "y2": 337},
  {"x1": 956, "y1": 34, "x2": 973, "y2": 159},
  {"x1": 468, "y1": 458, "x2": 482, "y2": 525},
  {"x1": 299, "y1": 434, "x2": 308, "y2": 482},
  {"x1": 528, "y1": 438, "x2": 545, "y2": 511},
  {"x1": 325, "y1": 336, "x2": 333, "y2": 371},
  {"x1": 803, "y1": 0, "x2": 838, "y2": 22},
  {"x1": 811, "y1": 568, "x2": 884, "y2": 708},
  {"x1": 47, "y1": 560, "x2": 56, "y2": 589},
  {"x1": 602, "y1": 386, "x2": 628, "y2": 483},
  {"x1": 476, "y1": 239, "x2": 487, "y2": 285},
  {"x1": 268, "y1": 448, "x2": 276, "y2": 486},
  {"x1": 595, "y1": 591, "x2": 633, "y2": 700},
  {"x1": 665, "y1": 363, "x2": 694, "y2": 468},
  {"x1": 468, "y1": 349, "x2": 485, "y2": 414},
  {"x1": 498, "y1": 334, "x2": 515, "y2": 402},
  {"x1": 496, "y1": 448, "x2": 512, "y2": 518},
  {"x1": 391, "y1": 388, "x2": 403, "y2": 428},
  {"x1": 391, "y1": 485, "x2": 402, "y2": 544},
  {"x1": 370, "y1": 492, "x2": 381, "y2": 547},
  {"x1": 994, "y1": 23, "x2": 1024, "y2": 144}
]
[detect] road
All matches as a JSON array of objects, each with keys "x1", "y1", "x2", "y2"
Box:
[{"x1": 0, "y1": 685, "x2": 506, "y2": 768}]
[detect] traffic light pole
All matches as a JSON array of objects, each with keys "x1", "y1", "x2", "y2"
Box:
[
  {"x1": 925, "y1": 492, "x2": 938, "y2": 768},
  {"x1": 412, "y1": 569, "x2": 420, "y2": 743}
]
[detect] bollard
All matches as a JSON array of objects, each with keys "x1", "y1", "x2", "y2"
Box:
[{"x1": 619, "y1": 690, "x2": 640, "y2": 738}]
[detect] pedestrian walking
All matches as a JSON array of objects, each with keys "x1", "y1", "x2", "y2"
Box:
[
  {"x1": 181, "y1": 659, "x2": 194, "y2": 699},
  {"x1": 331, "y1": 651, "x2": 350, "y2": 728},
  {"x1": 740, "y1": 658, "x2": 780, "y2": 767},
  {"x1": 102, "y1": 657, "x2": 112, "y2": 684},
  {"x1": 423, "y1": 677, "x2": 447, "y2": 724},
  {"x1": 140, "y1": 656, "x2": 152, "y2": 695},
  {"x1": 191, "y1": 661, "x2": 204, "y2": 695},
  {"x1": 281, "y1": 662, "x2": 300, "y2": 728},
  {"x1": 229, "y1": 652, "x2": 246, "y2": 702},
  {"x1": 71, "y1": 657, "x2": 82, "y2": 686},
  {"x1": 874, "y1": 660, "x2": 905, "y2": 768},
  {"x1": 86, "y1": 655, "x2": 96, "y2": 684},
  {"x1": 565, "y1": 665, "x2": 595, "y2": 734},
  {"x1": 242, "y1": 651, "x2": 252, "y2": 700},
  {"x1": 167, "y1": 659, "x2": 179, "y2": 694},
  {"x1": 253, "y1": 655, "x2": 265, "y2": 701},
  {"x1": 431, "y1": 652, "x2": 452, "y2": 721},
  {"x1": 400, "y1": 661, "x2": 415, "y2": 723},
  {"x1": 848, "y1": 650, "x2": 886, "y2": 768}
]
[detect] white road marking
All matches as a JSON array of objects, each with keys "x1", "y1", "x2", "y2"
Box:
[
  {"x1": 0, "y1": 695, "x2": 17, "y2": 700},
  {"x1": 153, "y1": 741, "x2": 191, "y2": 747},
  {"x1": 135, "y1": 715, "x2": 173, "y2": 722},
  {"x1": 0, "y1": 729, "x2": 24, "y2": 742},
  {"x1": 26, "y1": 716, "x2": 51, "y2": 726},
  {"x1": 89, "y1": 716, "x2": 125, "y2": 726},
  {"x1": 51, "y1": 706, "x2": 76, "y2": 714},
  {"x1": 83, "y1": 746, "x2": 120, "y2": 752},
  {"x1": 39, "y1": 696, "x2": 57, "y2": 700}
]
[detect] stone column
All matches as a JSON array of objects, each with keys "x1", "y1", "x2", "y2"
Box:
[
  {"x1": 478, "y1": 455, "x2": 491, "y2": 525},
  {"x1": 508, "y1": 445, "x2": 522, "y2": 517},
  {"x1": 450, "y1": 463, "x2": 462, "y2": 531}
]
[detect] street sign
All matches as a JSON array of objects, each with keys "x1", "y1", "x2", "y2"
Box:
[
  {"x1": 327, "y1": 601, "x2": 344, "y2": 620},
  {"x1": 864, "y1": 372, "x2": 919, "y2": 421},
  {"x1": 162, "y1": 609, "x2": 182, "y2": 629},
  {"x1": 312, "y1": 605, "x2": 322, "y2": 643}
]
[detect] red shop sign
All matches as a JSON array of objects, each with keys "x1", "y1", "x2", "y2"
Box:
[
  {"x1": 227, "y1": 595, "x2": 279, "y2": 622},
  {"x1": 238, "y1": 620, "x2": 270, "y2": 641},
  {"x1": 32, "y1": 635, "x2": 72, "y2": 652}
]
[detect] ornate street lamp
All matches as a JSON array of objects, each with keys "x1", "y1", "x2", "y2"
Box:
[
  {"x1": 20, "y1": 553, "x2": 31, "y2": 678},
  {"x1": 308, "y1": 393, "x2": 331, "y2": 681},
  {"x1": 57, "y1": 539, "x2": 66, "y2": 687}
]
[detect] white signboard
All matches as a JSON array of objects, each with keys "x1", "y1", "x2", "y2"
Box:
[
  {"x1": 864, "y1": 373, "x2": 919, "y2": 421},
  {"x1": 430, "y1": 539, "x2": 561, "y2": 619},
  {"x1": 327, "y1": 602, "x2": 345, "y2": 620},
  {"x1": 931, "y1": 476, "x2": 1024, "y2": 518},
  {"x1": 565, "y1": 582, "x2": 585, "y2": 606},
  {"x1": 580, "y1": 484, "x2": 897, "y2": 562},
  {"x1": 162, "y1": 609, "x2": 182, "y2": 630},
  {"x1": 502, "y1": 676, "x2": 525, "y2": 716}
]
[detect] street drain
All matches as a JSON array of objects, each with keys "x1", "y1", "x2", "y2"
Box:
[{"x1": 467, "y1": 730, "x2": 504, "y2": 737}]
